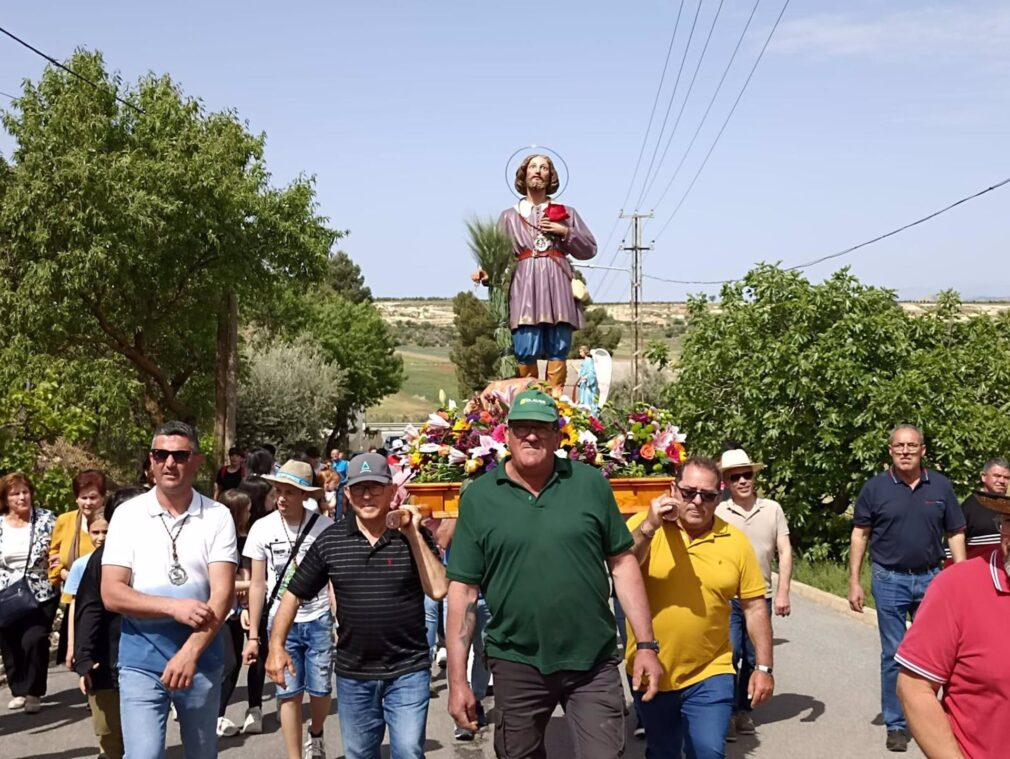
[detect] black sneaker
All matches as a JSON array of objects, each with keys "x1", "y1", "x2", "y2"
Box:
[
  {"x1": 886, "y1": 730, "x2": 909, "y2": 752},
  {"x1": 454, "y1": 726, "x2": 475, "y2": 741}
]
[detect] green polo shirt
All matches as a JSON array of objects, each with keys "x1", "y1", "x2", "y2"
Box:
[{"x1": 447, "y1": 458, "x2": 633, "y2": 674}]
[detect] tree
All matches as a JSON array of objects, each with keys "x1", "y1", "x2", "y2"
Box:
[
  {"x1": 666, "y1": 265, "x2": 1010, "y2": 558},
  {"x1": 450, "y1": 291, "x2": 498, "y2": 396},
  {"x1": 570, "y1": 308, "x2": 622, "y2": 358},
  {"x1": 0, "y1": 50, "x2": 335, "y2": 425},
  {"x1": 237, "y1": 339, "x2": 346, "y2": 456},
  {"x1": 321, "y1": 250, "x2": 373, "y2": 303}
]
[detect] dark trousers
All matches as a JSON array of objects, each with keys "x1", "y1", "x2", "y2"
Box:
[
  {"x1": 489, "y1": 656, "x2": 625, "y2": 759},
  {"x1": 729, "y1": 597, "x2": 772, "y2": 713},
  {"x1": 219, "y1": 615, "x2": 245, "y2": 717},
  {"x1": 0, "y1": 599, "x2": 58, "y2": 697},
  {"x1": 246, "y1": 620, "x2": 269, "y2": 709}
]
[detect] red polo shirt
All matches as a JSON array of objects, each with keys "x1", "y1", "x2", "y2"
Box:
[{"x1": 895, "y1": 550, "x2": 1010, "y2": 759}]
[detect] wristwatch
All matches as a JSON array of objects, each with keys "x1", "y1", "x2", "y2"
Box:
[
  {"x1": 635, "y1": 640, "x2": 660, "y2": 653},
  {"x1": 755, "y1": 664, "x2": 773, "y2": 675}
]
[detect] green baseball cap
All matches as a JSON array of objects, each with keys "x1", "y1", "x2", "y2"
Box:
[{"x1": 507, "y1": 389, "x2": 559, "y2": 424}]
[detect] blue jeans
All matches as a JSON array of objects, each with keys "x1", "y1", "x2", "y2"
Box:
[
  {"x1": 512, "y1": 323, "x2": 573, "y2": 363},
  {"x1": 424, "y1": 596, "x2": 440, "y2": 661},
  {"x1": 870, "y1": 563, "x2": 939, "y2": 731},
  {"x1": 268, "y1": 612, "x2": 333, "y2": 699},
  {"x1": 335, "y1": 669, "x2": 430, "y2": 759},
  {"x1": 634, "y1": 674, "x2": 734, "y2": 759},
  {"x1": 119, "y1": 665, "x2": 222, "y2": 759},
  {"x1": 729, "y1": 597, "x2": 772, "y2": 713}
]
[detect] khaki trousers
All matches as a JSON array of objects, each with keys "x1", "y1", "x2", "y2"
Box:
[{"x1": 89, "y1": 688, "x2": 124, "y2": 759}]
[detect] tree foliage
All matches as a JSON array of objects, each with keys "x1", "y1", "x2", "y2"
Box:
[
  {"x1": 237, "y1": 340, "x2": 346, "y2": 456},
  {"x1": 320, "y1": 251, "x2": 373, "y2": 303},
  {"x1": 450, "y1": 291, "x2": 498, "y2": 396},
  {"x1": 0, "y1": 50, "x2": 335, "y2": 423},
  {"x1": 570, "y1": 308, "x2": 622, "y2": 358},
  {"x1": 666, "y1": 265, "x2": 1010, "y2": 558}
]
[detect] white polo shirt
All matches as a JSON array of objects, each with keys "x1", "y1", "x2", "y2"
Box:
[{"x1": 103, "y1": 487, "x2": 237, "y2": 674}]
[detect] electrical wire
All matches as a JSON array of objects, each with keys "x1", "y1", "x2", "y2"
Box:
[
  {"x1": 640, "y1": 0, "x2": 726, "y2": 206},
  {"x1": 642, "y1": 174, "x2": 1010, "y2": 286},
  {"x1": 591, "y1": 220, "x2": 634, "y2": 303},
  {"x1": 0, "y1": 25, "x2": 144, "y2": 114},
  {"x1": 633, "y1": 0, "x2": 704, "y2": 211},
  {"x1": 653, "y1": 0, "x2": 790, "y2": 240},
  {"x1": 1, "y1": 90, "x2": 18, "y2": 100},
  {"x1": 649, "y1": 0, "x2": 761, "y2": 212}
]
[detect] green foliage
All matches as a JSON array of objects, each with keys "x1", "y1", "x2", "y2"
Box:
[
  {"x1": 466, "y1": 218, "x2": 515, "y2": 378},
  {"x1": 450, "y1": 291, "x2": 498, "y2": 396},
  {"x1": 793, "y1": 559, "x2": 874, "y2": 609},
  {"x1": 644, "y1": 340, "x2": 671, "y2": 370},
  {"x1": 320, "y1": 251, "x2": 373, "y2": 303},
  {"x1": 666, "y1": 265, "x2": 1010, "y2": 558},
  {"x1": 237, "y1": 339, "x2": 346, "y2": 456},
  {"x1": 570, "y1": 308, "x2": 622, "y2": 358},
  {"x1": 0, "y1": 50, "x2": 335, "y2": 424}
]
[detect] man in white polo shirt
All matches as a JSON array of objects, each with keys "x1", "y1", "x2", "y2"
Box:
[{"x1": 103, "y1": 421, "x2": 237, "y2": 759}]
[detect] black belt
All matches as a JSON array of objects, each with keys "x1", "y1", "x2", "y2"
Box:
[{"x1": 880, "y1": 563, "x2": 941, "y2": 575}]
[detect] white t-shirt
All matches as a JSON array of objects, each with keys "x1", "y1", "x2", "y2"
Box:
[
  {"x1": 0, "y1": 523, "x2": 30, "y2": 572},
  {"x1": 244, "y1": 509, "x2": 333, "y2": 624},
  {"x1": 103, "y1": 488, "x2": 238, "y2": 674}
]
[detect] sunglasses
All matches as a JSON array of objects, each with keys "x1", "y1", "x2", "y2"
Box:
[
  {"x1": 349, "y1": 483, "x2": 387, "y2": 497},
  {"x1": 728, "y1": 471, "x2": 754, "y2": 482},
  {"x1": 676, "y1": 486, "x2": 721, "y2": 504},
  {"x1": 150, "y1": 449, "x2": 194, "y2": 464}
]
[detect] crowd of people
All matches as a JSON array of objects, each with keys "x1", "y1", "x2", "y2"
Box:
[{"x1": 1, "y1": 406, "x2": 1008, "y2": 759}]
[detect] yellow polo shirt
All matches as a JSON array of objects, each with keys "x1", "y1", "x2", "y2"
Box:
[{"x1": 624, "y1": 513, "x2": 766, "y2": 691}]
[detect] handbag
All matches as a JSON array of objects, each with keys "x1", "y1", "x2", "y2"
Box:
[
  {"x1": 257, "y1": 512, "x2": 320, "y2": 640},
  {"x1": 0, "y1": 511, "x2": 41, "y2": 628}
]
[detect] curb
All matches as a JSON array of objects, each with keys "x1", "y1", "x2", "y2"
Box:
[{"x1": 774, "y1": 573, "x2": 879, "y2": 629}]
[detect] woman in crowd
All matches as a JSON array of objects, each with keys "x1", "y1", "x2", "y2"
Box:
[
  {"x1": 0, "y1": 472, "x2": 58, "y2": 713},
  {"x1": 320, "y1": 468, "x2": 340, "y2": 518},
  {"x1": 63, "y1": 511, "x2": 110, "y2": 669},
  {"x1": 74, "y1": 486, "x2": 145, "y2": 759},
  {"x1": 236, "y1": 475, "x2": 276, "y2": 734},
  {"x1": 217, "y1": 488, "x2": 253, "y2": 737},
  {"x1": 49, "y1": 469, "x2": 107, "y2": 664}
]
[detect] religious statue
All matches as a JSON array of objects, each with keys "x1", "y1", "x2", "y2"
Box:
[{"x1": 475, "y1": 153, "x2": 597, "y2": 390}]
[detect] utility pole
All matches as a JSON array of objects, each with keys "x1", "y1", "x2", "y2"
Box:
[{"x1": 620, "y1": 212, "x2": 653, "y2": 402}]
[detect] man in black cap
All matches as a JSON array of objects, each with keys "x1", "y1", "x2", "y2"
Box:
[{"x1": 267, "y1": 453, "x2": 447, "y2": 759}]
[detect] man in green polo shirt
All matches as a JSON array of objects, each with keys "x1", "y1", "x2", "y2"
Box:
[{"x1": 446, "y1": 388, "x2": 662, "y2": 758}]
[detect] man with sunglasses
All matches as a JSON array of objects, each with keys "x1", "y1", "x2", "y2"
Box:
[
  {"x1": 446, "y1": 388, "x2": 661, "y2": 759},
  {"x1": 848, "y1": 424, "x2": 966, "y2": 753},
  {"x1": 269, "y1": 452, "x2": 447, "y2": 759},
  {"x1": 102, "y1": 421, "x2": 238, "y2": 759},
  {"x1": 627, "y1": 456, "x2": 772, "y2": 759},
  {"x1": 715, "y1": 448, "x2": 792, "y2": 740}
]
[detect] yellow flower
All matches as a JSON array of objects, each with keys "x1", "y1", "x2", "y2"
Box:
[
  {"x1": 594, "y1": 453, "x2": 605, "y2": 466},
  {"x1": 410, "y1": 453, "x2": 421, "y2": 467},
  {"x1": 453, "y1": 419, "x2": 471, "y2": 432},
  {"x1": 465, "y1": 458, "x2": 482, "y2": 474},
  {"x1": 561, "y1": 425, "x2": 578, "y2": 447}
]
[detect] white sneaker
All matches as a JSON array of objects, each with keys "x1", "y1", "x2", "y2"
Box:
[
  {"x1": 217, "y1": 716, "x2": 239, "y2": 737},
  {"x1": 435, "y1": 647, "x2": 448, "y2": 668},
  {"x1": 24, "y1": 696, "x2": 41, "y2": 714},
  {"x1": 7, "y1": 696, "x2": 26, "y2": 710},
  {"x1": 242, "y1": 706, "x2": 263, "y2": 734},
  {"x1": 304, "y1": 731, "x2": 325, "y2": 759}
]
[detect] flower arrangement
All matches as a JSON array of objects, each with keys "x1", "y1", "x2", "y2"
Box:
[{"x1": 400, "y1": 389, "x2": 686, "y2": 483}]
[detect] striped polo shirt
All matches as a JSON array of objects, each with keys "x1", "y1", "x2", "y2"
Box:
[{"x1": 286, "y1": 515, "x2": 440, "y2": 680}]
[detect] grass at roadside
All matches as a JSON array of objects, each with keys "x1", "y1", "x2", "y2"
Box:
[
  {"x1": 369, "y1": 347, "x2": 457, "y2": 422},
  {"x1": 792, "y1": 559, "x2": 875, "y2": 610}
]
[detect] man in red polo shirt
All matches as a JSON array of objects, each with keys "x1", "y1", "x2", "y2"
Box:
[{"x1": 895, "y1": 491, "x2": 1010, "y2": 758}]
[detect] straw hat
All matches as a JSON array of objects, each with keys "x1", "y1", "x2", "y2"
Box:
[
  {"x1": 719, "y1": 449, "x2": 765, "y2": 473},
  {"x1": 262, "y1": 460, "x2": 323, "y2": 497}
]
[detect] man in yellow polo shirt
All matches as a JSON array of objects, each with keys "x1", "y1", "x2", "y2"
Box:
[{"x1": 626, "y1": 456, "x2": 773, "y2": 759}]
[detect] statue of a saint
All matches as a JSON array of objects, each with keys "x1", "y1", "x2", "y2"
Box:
[{"x1": 489, "y1": 153, "x2": 597, "y2": 389}]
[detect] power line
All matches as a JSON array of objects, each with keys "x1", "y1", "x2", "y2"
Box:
[
  {"x1": 633, "y1": 0, "x2": 704, "y2": 211},
  {"x1": 640, "y1": 0, "x2": 726, "y2": 206},
  {"x1": 592, "y1": 220, "x2": 634, "y2": 303},
  {"x1": 653, "y1": 0, "x2": 790, "y2": 240},
  {"x1": 617, "y1": 3, "x2": 685, "y2": 215},
  {"x1": 1, "y1": 90, "x2": 18, "y2": 100},
  {"x1": 0, "y1": 25, "x2": 144, "y2": 114},
  {"x1": 649, "y1": 0, "x2": 762, "y2": 212},
  {"x1": 642, "y1": 174, "x2": 1010, "y2": 286}
]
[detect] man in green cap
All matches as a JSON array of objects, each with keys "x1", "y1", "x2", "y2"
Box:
[{"x1": 446, "y1": 388, "x2": 662, "y2": 758}]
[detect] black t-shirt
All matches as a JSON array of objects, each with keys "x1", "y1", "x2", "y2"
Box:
[
  {"x1": 960, "y1": 494, "x2": 1002, "y2": 544},
  {"x1": 287, "y1": 516, "x2": 440, "y2": 680},
  {"x1": 216, "y1": 466, "x2": 244, "y2": 492}
]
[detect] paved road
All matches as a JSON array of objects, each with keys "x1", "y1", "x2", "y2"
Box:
[{"x1": 1, "y1": 593, "x2": 924, "y2": 758}]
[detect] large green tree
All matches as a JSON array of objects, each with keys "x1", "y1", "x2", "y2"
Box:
[
  {"x1": 667, "y1": 265, "x2": 1010, "y2": 558},
  {"x1": 450, "y1": 291, "x2": 498, "y2": 396},
  {"x1": 0, "y1": 50, "x2": 335, "y2": 424}
]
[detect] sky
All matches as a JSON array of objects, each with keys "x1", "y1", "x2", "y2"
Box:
[{"x1": 2, "y1": 1, "x2": 1008, "y2": 302}]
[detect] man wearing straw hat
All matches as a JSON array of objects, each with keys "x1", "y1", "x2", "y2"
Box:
[
  {"x1": 896, "y1": 490, "x2": 1010, "y2": 758},
  {"x1": 245, "y1": 459, "x2": 334, "y2": 759},
  {"x1": 715, "y1": 448, "x2": 792, "y2": 740}
]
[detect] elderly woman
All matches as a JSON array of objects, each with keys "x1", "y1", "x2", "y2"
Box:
[
  {"x1": 50, "y1": 469, "x2": 107, "y2": 664},
  {"x1": 0, "y1": 472, "x2": 57, "y2": 713}
]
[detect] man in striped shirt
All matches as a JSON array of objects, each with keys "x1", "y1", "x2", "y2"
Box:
[{"x1": 266, "y1": 453, "x2": 448, "y2": 759}]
